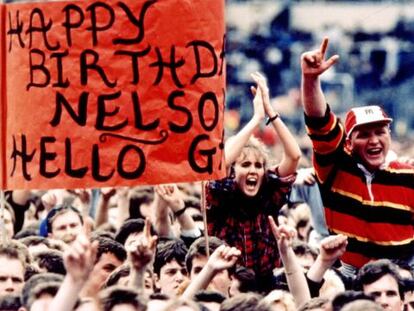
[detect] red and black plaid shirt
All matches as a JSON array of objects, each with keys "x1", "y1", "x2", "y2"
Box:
[{"x1": 206, "y1": 171, "x2": 295, "y2": 279}]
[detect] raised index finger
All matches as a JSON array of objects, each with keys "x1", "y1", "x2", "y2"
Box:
[{"x1": 319, "y1": 37, "x2": 329, "y2": 59}]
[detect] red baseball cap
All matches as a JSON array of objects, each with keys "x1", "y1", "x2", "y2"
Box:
[{"x1": 344, "y1": 105, "x2": 392, "y2": 137}]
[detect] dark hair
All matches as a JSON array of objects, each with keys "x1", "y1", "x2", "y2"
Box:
[
  {"x1": 14, "y1": 225, "x2": 40, "y2": 239},
  {"x1": 153, "y1": 239, "x2": 188, "y2": 276},
  {"x1": 232, "y1": 266, "x2": 258, "y2": 293},
  {"x1": 99, "y1": 286, "x2": 147, "y2": 311},
  {"x1": 149, "y1": 292, "x2": 170, "y2": 300},
  {"x1": 24, "y1": 264, "x2": 40, "y2": 281},
  {"x1": 26, "y1": 282, "x2": 61, "y2": 310},
  {"x1": 46, "y1": 204, "x2": 83, "y2": 233},
  {"x1": 184, "y1": 196, "x2": 201, "y2": 209},
  {"x1": 21, "y1": 273, "x2": 64, "y2": 308},
  {"x1": 185, "y1": 237, "x2": 224, "y2": 273},
  {"x1": 95, "y1": 223, "x2": 117, "y2": 235},
  {"x1": 0, "y1": 294, "x2": 21, "y2": 311},
  {"x1": 91, "y1": 230, "x2": 116, "y2": 241},
  {"x1": 0, "y1": 243, "x2": 28, "y2": 269},
  {"x1": 129, "y1": 187, "x2": 154, "y2": 219},
  {"x1": 355, "y1": 259, "x2": 404, "y2": 299},
  {"x1": 273, "y1": 268, "x2": 289, "y2": 292},
  {"x1": 115, "y1": 218, "x2": 147, "y2": 245},
  {"x1": 92, "y1": 236, "x2": 127, "y2": 263},
  {"x1": 292, "y1": 240, "x2": 318, "y2": 259},
  {"x1": 104, "y1": 264, "x2": 130, "y2": 288},
  {"x1": 18, "y1": 236, "x2": 49, "y2": 248},
  {"x1": 32, "y1": 249, "x2": 66, "y2": 275},
  {"x1": 331, "y1": 290, "x2": 374, "y2": 311},
  {"x1": 194, "y1": 290, "x2": 226, "y2": 304}
]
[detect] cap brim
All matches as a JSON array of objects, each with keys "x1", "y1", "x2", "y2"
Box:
[{"x1": 347, "y1": 118, "x2": 392, "y2": 137}]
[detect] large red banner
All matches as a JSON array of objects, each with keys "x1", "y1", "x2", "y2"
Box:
[{"x1": 2, "y1": 0, "x2": 226, "y2": 190}]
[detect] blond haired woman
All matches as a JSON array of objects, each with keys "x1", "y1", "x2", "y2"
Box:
[{"x1": 206, "y1": 72, "x2": 301, "y2": 292}]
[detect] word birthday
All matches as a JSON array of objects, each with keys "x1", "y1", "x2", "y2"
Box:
[{"x1": 3, "y1": 0, "x2": 226, "y2": 189}]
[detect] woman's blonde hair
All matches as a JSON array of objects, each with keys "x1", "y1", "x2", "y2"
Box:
[
  {"x1": 236, "y1": 136, "x2": 270, "y2": 169},
  {"x1": 263, "y1": 290, "x2": 296, "y2": 311}
]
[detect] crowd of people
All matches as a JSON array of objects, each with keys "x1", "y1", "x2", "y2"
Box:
[{"x1": 1, "y1": 35, "x2": 414, "y2": 311}]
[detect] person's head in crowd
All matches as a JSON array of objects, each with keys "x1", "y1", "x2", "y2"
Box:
[
  {"x1": 220, "y1": 293, "x2": 272, "y2": 311},
  {"x1": 297, "y1": 297, "x2": 330, "y2": 311},
  {"x1": 229, "y1": 266, "x2": 257, "y2": 297},
  {"x1": 7, "y1": 241, "x2": 31, "y2": 266},
  {"x1": 162, "y1": 297, "x2": 202, "y2": 311},
  {"x1": 0, "y1": 294, "x2": 21, "y2": 311},
  {"x1": 23, "y1": 265, "x2": 40, "y2": 284},
  {"x1": 104, "y1": 264, "x2": 131, "y2": 288},
  {"x1": 286, "y1": 202, "x2": 312, "y2": 242},
  {"x1": 355, "y1": 259, "x2": 404, "y2": 311},
  {"x1": 319, "y1": 269, "x2": 346, "y2": 299},
  {"x1": 115, "y1": 218, "x2": 148, "y2": 247},
  {"x1": 403, "y1": 278, "x2": 414, "y2": 311},
  {"x1": 14, "y1": 222, "x2": 40, "y2": 240},
  {"x1": 18, "y1": 237, "x2": 50, "y2": 255},
  {"x1": 44, "y1": 238, "x2": 67, "y2": 252},
  {"x1": 20, "y1": 273, "x2": 63, "y2": 310},
  {"x1": 128, "y1": 186, "x2": 155, "y2": 219},
  {"x1": 95, "y1": 223, "x2": 117, "y2": 236},
  {"x1": 291, "y1": 240, "x2": 318, "y2": 271},
  {"x1": 331, "y1": 290, "x2": 375, "y2": 311},
  {"x1": 24, "y1": 282, "x2": 61, "y2": 311},
  {"x1": 147, "y1": 293, "x2": 170, "y2": 311},
  {"x1": 98, "y1": 286, "x2": 147, "y2": 311},
  {"x1": 392, "y1": 260, "x2": 414, "y2": 280},
  {"x1": 194, "y1": 290, "x2": 226, "y2": 311},
  {"x1": 344, "y1": 105, "x2": 392, "y2": 172},
  {"x1": 183, "y1": 197, "x2": 204, "y2": 231},
  {"x1": 104, "y1": 264, "x2": 155, "y2": 296},
  {"x1": 186, "y1": 237, "x2": 232, "y2": 297},
  {"x1": 46, "y1": 204, "x2": 84, "y2": 245},
  {"x1": 273, "y1": 269, "x2": 289, "y2": 293},
  {"x1": 91, "y1": 230, "x2": 116, "y2": 241},
  {"x1": 0, "y1": 244, "x2": 27, "y2": 297},
  {"x1": 31, "y1": 249, "x2": 66, "y2": 275},
  {"x1": 81, "y1": 237, "x2": 126, "y2": 298},
  {"x1": 230, "y1": 136, "x2": 269, "y2": 197},
  {"x1": 263, "y1": 290, "x2": 296, "y2": 311},
  {"x1": 1, "y1": 204, "x2": 16, "y2": 240},
  {"x1": 153, "y1": 239, "x2": 189, "y2": 297},
  {"x1": 341, "y1": 299, "x2": 384, "y2": 311}
]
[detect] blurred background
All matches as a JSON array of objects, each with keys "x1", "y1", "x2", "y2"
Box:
[{"x1": 224, "y1": 0, "x2": 414, "y2": 160}]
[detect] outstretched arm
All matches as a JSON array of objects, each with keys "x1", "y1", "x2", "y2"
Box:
[
  {"x1": 182, "y1": 244, "x2": 240, "y2": 299},
  {"x1": 301, "y1": 37, "x2": 339, "y2": 117},
  {"x1": 224, "y1": 75, "x2": 266, "y2": 169},
  {"x1": 307, "y1": 234, "x2": 347, "y2": 284},
  {"x1": 48, "y1": 234, "x2": 98, "y2": 311},
  {"x1": 151, "y1": 187, "x2": 173, "y2": 238},
  {"x1": 155, "y1": 184, "x2": 200, "y2": 235},
  {"x1": 269, "y1": 216, "x2": 311, "y2": 307},
  {"x1": 251, "y1": 72, "x2": 301, "y2": 177},
  {"x1": 128, "y1": 218, "x2": 157, "y2": 295}
]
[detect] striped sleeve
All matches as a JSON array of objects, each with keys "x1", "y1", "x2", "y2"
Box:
[{"x1": 304, "y1": 106, "x2": 346, "y2": 184}]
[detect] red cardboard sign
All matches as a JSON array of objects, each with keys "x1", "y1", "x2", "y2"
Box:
[{"x1": 2, "y1": 0, "x2": 226, "y2": 190}]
